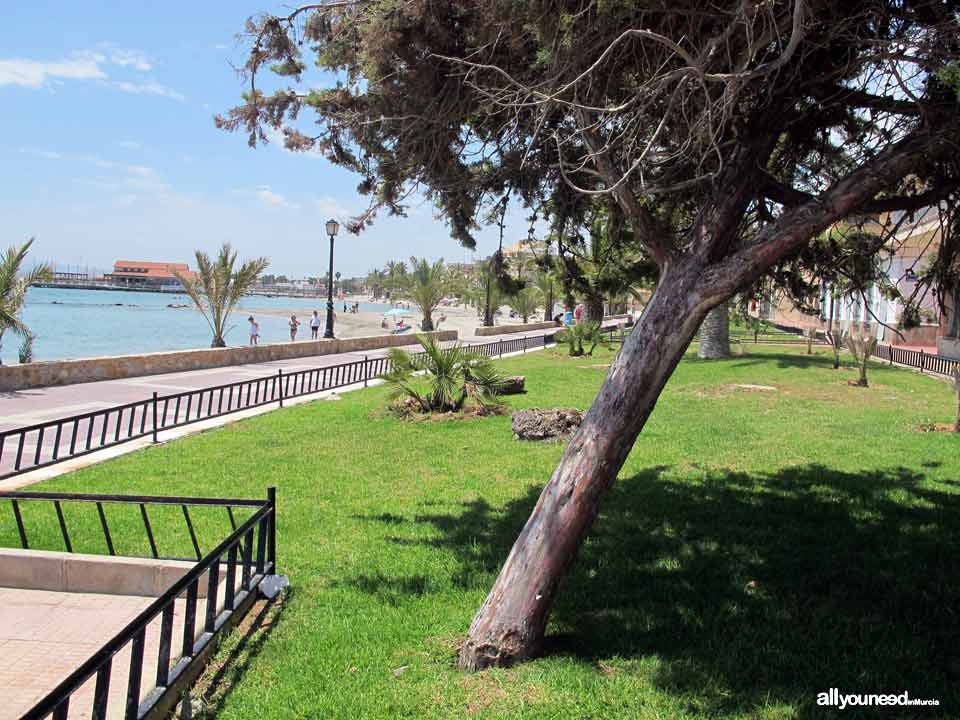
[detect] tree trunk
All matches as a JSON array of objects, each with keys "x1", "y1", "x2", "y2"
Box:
[
  {"x1": 483, "y1": 275, "x2": 494, "y2": 327},
  {"x1": 585, "y1": 297, "x2": 604, "y2": 324},
  {"x1": 697, "y1": 302, "x2": 731, "y2": 359},
  {"x1": 459, "y1": 262, "x2": 711, "y2": 670},
  {"x1": 544, "y1": 286, "x2": 554, "y2": 322},
  {"x1": 421, "y1": 312, "x2": 435, "y2": 332}
]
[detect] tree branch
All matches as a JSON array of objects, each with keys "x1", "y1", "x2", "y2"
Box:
[
  {"x1": 703, "y1": 130, "x2": 955, "y2": 302},
  {"x1": 760, "y1": 171, "x2": 958, "y2": 214}
]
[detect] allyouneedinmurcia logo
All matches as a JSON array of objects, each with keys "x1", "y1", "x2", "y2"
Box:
[{"x1": 817, "y1": 689, "x2": 940, "y2": 709}]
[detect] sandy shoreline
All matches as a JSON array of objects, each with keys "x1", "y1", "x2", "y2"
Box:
[{"x1": 250, "y1": 296, "x2": 540, "y2": 340}]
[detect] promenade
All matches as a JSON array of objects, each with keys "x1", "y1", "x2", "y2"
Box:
[
  {"x1": 0, "y1": 328, "x2": 562, "y2": 486},
  {"x1": 1, "y1": 329, "x2": 555, "y2": 432}
]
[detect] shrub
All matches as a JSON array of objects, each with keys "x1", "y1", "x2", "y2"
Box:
[
  {"x1": 557, "y1": 321, "x2": 607, "y2": 357},
  {"x1": 382, "y1": 334, "x2": 508, "y2": 413}
]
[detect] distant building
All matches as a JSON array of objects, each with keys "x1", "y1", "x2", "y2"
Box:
[
  {"x1": 104, "y1": 260, "x2": 193, "y2": 289},
  {"x1": 762, "y1": 207, "x2": 957, "y2": 356}
]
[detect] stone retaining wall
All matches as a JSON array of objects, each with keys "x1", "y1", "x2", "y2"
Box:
[
  {"x1": 474, "y1": 321, "x2": 559, "y2": 336},
  {"x1": 0, "y1": 330, "x2": 458, "y2": 391}
]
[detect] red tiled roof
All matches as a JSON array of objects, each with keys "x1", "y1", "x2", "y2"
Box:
[{"x1": 109, "y1": 261, "x2": 194, "y2": 280}]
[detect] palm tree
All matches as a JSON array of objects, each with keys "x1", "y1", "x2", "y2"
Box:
[
  {"x1": 509, "y1": 287, "x2": 542, "y2": 323},
  {"x1": 557, "y1": 321, "x2": 607, "y2": 357},
  {"x1": 174, "y1": 243, "x2": 269, "y2": 348},
  {"x1": 0, "y1": 238, "x2": 52, "y2": 365},
  {"x1": 533, "y1": 269, "x2": 558, "y2": 321},
  {"x1": 382, "y1": 334, "x2": 507, "y2": 413},
  {"x1": 366, "y1": 268, "x2": 386, "y2": 298},
  {"x1": 402, "y1": 256, "x2": 448, "y2": 331}
]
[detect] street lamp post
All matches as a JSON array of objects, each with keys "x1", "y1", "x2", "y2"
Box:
[{"x1": 323, "y1": 218, "x2": 340, "y2": 339}]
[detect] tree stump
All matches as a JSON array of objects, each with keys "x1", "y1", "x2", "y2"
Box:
[
  {"x1": 512, "y1": 408, "x2": 583, "y2": 441},
  {"x1": 500, "y1": 376, "x2": 526, "y2": 395}
]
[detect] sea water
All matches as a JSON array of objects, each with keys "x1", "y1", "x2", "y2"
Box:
[{"x1": 1, "y1": 287, "x2": 393, "y2": 364}]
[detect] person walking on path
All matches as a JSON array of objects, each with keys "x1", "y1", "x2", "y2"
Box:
[
  {"x1": 310, "y1": 310, "x2": 321, "y2": 339},
  {"x1": 248, "y1": 316, "x2": 260, "y2": 346},
  {"x1": 289, "y1": 314, "x2": 300, "y2": 341}
]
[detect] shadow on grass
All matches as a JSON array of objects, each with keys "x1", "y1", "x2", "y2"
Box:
[
  {"x1": 353, "y1": 464, "x2": 960, "y2": 718},
  {"x1": 191, "y1": 589, "x2": 291, "y2": 719}
]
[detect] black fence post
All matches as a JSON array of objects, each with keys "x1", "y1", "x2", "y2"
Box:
[
  {"x1": 278, "y1": 369, "x2": 284, "y2": 406},
  {"x1": 889, "y1": 345, "x2": 893, "y2": 365},
  {"x1": 919, "y1": 349, "x2": 925, "y2": 373},
  {"x1": 364, "y1": 356, "x2": 369, "y2": 387},
  {"x1": 267, "y1": 486, "x2": 277, "y2": 572},
  {"x1": 151, "y1": 392, "x2": 158, "y2": 444},
  {"x1": 499, "y1": 340, "x2": 503, "y2": 359}
]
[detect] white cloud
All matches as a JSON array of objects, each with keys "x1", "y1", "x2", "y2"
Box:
[
  {"x1": 108, "y1": 49, "x2": 152, "y2": 71},
  {"x1": 112, "y1": 80, "x2": 185, "y2": 101},
  {"x1": 19, "y1": 147, "x2": 62, "y2": 160},
  {"x1": 118, "y1": 140, "x2": 142, "y2": 150},
  {"x1": 314, "y1": 196, "x2": 356, "y2": 220},
  {"x1": 213, "y1": 43, "x2": 229, "y2": 50},
  {"x1": 0, "y1": 53, "x2": 106, "y2": 88},
  {"x1": 0, "y1": 47, "x2": 183, "y2": 101},
  {"x1": 256, "y1": 186, "x2": 299, "y2": 209}
]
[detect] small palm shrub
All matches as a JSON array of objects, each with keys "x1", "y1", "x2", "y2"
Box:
[
  {"x1": 557, "y1": 321, "x2": 607, "y2": 357},
  {"x1": 844, "y1": 333, "x2": 879, "y2": 387},
  {"x1": 382, "y1": 334, "x2": 508, "y2": 413}
]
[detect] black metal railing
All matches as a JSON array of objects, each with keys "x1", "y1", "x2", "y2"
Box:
[
  {"x1": 873, "y1": 342, "x2": 960, "y2": 377},
  {"x1": 0, "y1": 334, "x2": 561, "y2": 481},
  {"x1": 1, "y1": 488, "x2": 277, "y2": 720}
]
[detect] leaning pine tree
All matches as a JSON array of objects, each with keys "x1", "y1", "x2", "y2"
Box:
[{"x1": 218, "y1": 0, "x2": 960, "y2": 670}]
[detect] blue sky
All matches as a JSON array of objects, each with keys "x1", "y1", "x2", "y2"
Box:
[{"x1": 0, "y1": 2, "x2": 521, "y2": 278}]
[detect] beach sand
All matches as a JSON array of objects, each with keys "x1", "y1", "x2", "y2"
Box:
[{"x1": 251, "y1": 296, "x2": 524, "y2": 340}]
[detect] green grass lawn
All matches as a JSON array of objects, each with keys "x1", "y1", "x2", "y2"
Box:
[{"x1": 6, "y1": 345, "x2": 960, "y2": 719}]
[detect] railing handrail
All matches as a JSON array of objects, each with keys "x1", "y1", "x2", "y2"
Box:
[
  {"x1": 0, "y1": 332, "x2": 564, "y2": 481},
  {"x1": 0, "y1": 397, "x2": 152, "y2": 439},
  {"x1": 0, "y1": 490, "x2": 268, "y2": 507},
  {"x1": 18, "y1": 489, "x2": 277, "y2": 720}
]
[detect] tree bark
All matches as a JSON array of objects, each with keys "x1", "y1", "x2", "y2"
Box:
[
  {"x1": 697, "y1": 301, "x2": 731, "y2": 359},
  {"x1": 585, "y1": 296, "x2": 604, "y2": 324},
  {"x1": 459, "y1": 261, "x2": 712, "y2": 670},
  {"x1": 544, "y1": 285, "x2": 554, "y2": 322}
]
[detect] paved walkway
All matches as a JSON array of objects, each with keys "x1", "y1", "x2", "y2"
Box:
[
  {"x1": 0, "y1": 587, "x2": 218, "y2": 719},
  {"x1": 0, "y1": 329, "x2": 551, "y2": 433},
  {"x1": 0, "y1": 329, "x2": 560, "y2": 485}
]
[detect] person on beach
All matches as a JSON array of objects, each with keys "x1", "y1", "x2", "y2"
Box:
[
  {"x1": 289, "y1": 314, "x2": 300, "y2": 341},
  {"x1": 310, "y1": 310, "x2": 321, "y2": 339},
  {"x1": 248, "y1": 316, "x2": 260, "y2": 346}
]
